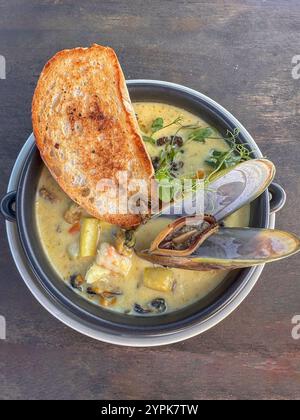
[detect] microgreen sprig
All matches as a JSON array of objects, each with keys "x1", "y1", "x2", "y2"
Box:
[
  {"x1": 142, "y1": 116, "x2": 184, "y2": 145},
  {"x1": 205, "y1": 128, "x2": 253, "y2": 183}
]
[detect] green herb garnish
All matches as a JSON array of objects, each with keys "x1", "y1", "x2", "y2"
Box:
[
  {"x1": 141, "y1": 116, "x2": 184, "y2": 145},
  {"x1": 141, "y1": 114, "x2": 254, "y2": 200},
  {"x1": 205, "y1": 149, "x2": 241, "y2": 169},
  {"x1": 187, "y1": 127, "x2": 214, "y2": 143},
  {"x1": 142, "y1": 135, "x2": 157, "y2": 145},
  {"x1": 205, "y1": 128, "x2": 253, "y2": 183},
  {"x1": 158, "y1": 116, "x2": 184, "y2": 132},
  {"x1": 142, "y1": 114, "x2": 215, "y2": 147},
  {"x1": 153, "y1": 140, "x2": 184, "y2": 201},
  {"x1": 151, "y1": 117, "x2": 164, "y2": 133}
]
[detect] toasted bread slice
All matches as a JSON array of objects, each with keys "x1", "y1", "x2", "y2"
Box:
[{"x1": 32, "y1": 44, "x2": 154, "y2": 228}]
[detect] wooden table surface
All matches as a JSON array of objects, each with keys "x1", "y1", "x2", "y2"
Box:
[{"x1": 0, "y1": 0, "x2": 299, "y2": 400}]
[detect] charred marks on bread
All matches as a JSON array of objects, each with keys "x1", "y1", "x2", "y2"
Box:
[
  {"x1": 88, "y1": 95, "x2": 113, "y2": 132},
  {"x1": 89, "y1": 98, "x2": 105, "y2": 126},
  {"x1": 66, "y1": 94, "x2": 112, "y2": 134},
  {"x1": 66, "y1": 104, "x2": 81, "y2": 131}
]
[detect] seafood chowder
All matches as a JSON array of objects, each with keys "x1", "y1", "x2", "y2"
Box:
[{"x1": 35, "y1": 102, "x2": 250, "y2": 315}]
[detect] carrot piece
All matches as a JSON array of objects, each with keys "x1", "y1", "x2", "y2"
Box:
[
  {"x1": 68, "y1": 222, "x2": 81, "y2": 235},
  {"x1": 195, "y1": 169, "x2": 205, "y2": 179}
]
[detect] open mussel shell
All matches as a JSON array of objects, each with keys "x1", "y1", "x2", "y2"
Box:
[
  {"x1": 149, "y1": 215, "x2": 219, "y2": 257},
  {"x1": 138, "y1": 228, "x2": 300, "y2": 271},
  {"x1": 207, "y1": 159, "x2": 276, "y2": 222}
]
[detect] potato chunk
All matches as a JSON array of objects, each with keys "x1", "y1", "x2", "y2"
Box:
[
  {"x1": 143, "y1": 267, "x2": 175, "y2": 292},
  {"x1": 79, "y1": 218, "x2": 100, "y2": 257},
  {"x1": 85, "y1": 263, "x2": 110, "y2": 284}
]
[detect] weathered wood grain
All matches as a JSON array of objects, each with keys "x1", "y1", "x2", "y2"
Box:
[{"x1": 0, "y1": 0, "x2": 299, "y2": 400}]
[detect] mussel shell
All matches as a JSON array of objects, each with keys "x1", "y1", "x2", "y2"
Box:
[
  {"x1": 153, "y1": 159, "x2": 275, "y2": 222},
  {"x1": 138, "y1": 228, "x2": 300, "y2": 271},
  {"x1": 149, "y1": 215, "x2": 219, "y2": 257},
  {"x1": 206, "y1": 159, "x2": 275, "y2": 221}
]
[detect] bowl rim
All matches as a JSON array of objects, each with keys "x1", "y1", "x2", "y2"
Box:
[{"x1": 5, "y1": 79, "x2": 274, "y2": 346}]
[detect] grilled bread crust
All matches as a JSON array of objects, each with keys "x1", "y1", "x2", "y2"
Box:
[{"x1": 32, "y1": 44, "x2": 154, "y2": 228}]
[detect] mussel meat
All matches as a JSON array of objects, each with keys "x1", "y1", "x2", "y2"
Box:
[{"x1": 149, "y1": 215, "x2": 219, "y2": 257}]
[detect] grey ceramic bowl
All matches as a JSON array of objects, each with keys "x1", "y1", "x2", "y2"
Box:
[{"x1": 0, "y1": 80, "x2": 286, "y2": 346}]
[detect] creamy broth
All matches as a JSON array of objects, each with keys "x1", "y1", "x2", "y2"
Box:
[
  {"x1": 35, "y1": 102, "x2": 250, "y2": 315},
  {"x1": 134, "y1": 102, "x2": 230, "y2": 177}
]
